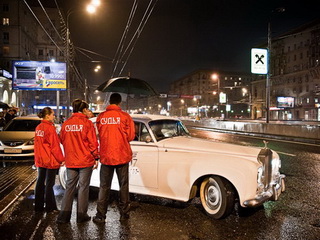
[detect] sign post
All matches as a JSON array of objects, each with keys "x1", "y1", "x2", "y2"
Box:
[{"x1": 251, "y1": 48, "x2": 269, "y2": 122}]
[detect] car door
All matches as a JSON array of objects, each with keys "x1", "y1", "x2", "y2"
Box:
[{"x1": 129, "y1": 121, "x2": 158, "y2": 190}]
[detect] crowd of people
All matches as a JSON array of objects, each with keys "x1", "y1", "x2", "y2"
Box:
[
  {"x1": 33, "y1": 93, "x2": 135, "y2": 224},
  {"x1": 0, "y1": 107, "x2": 18, "y2": 128}
]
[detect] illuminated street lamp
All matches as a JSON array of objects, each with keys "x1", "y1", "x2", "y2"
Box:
[
  {"x1": 65, "y1": 2, "x2": 99, "y2": 117},
  {"x1": 211, "y1": 73, "x2": 220, "y2": 118}
]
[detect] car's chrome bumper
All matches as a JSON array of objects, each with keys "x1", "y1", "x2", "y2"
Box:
[{"x1": 243, "y1": 174, "x2": 286, "y2": 207}]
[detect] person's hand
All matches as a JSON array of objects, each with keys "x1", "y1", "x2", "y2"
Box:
[
  {"x1": 93, "y1": 160, "x2": 99, "y2": 170},
  {"x1": 60, "y1": 161, "x2": 65, "y2": 167}
]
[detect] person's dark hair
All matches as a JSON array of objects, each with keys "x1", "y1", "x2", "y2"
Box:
[
  {"x1": 109, "y1": 93, "x2": 122, "y2": 105},
  {"x1": 72, "y1": 99, "x2": 89, "y2": 113},
  {"x1": 38, "y1": 107, "x2": 53, "y2": 119}
]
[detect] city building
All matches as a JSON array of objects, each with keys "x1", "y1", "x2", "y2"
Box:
[
  {"x1": 252, "y1": 19, "x2": 320, "y2": 121},
  {"x1": 169, "y1": 69, "x2": 253, "y2": 118},
  {"x1": 0, "y1": 0, "x2": 84, "y2": 117}
]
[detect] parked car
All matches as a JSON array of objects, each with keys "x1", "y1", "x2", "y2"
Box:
[
  {"x1": 0, "y1": 116, "x2": 41, "y2": 159},
  {"x1": 59, "y1": 114, "x2": 285, "y2": 219}
]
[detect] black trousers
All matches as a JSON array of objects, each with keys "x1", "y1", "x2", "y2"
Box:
[
  {"x1": 96, "y1": 163, "x2": 129, "y2": 219},
  {"x1": 34, "y1": 167, "x2": 58, "y2": 212}
]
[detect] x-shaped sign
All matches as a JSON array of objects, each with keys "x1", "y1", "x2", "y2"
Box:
[{"x1": 255, "y1": 54, "x2": 264, "y2": 64}]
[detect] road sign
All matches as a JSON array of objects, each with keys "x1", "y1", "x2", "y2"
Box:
[
  {"x1": 251, "y1": 48, "x2": 268, "y2": 74},
  {"x1": 219, "y1": 92, "x2": 226, "y2": 103}
]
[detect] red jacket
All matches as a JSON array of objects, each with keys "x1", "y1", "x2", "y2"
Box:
[
  {"x1": 34, "y1": 120, "x2": 64, "y2": 169},
  {"x1": 60, "y1": 113, "x2": 99, "y2": 168},
  {"x1": 97, "y1": 105, "x2": 135, "y2": 165}
]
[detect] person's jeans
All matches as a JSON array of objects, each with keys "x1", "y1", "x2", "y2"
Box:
[
  {"x1": 57, "y1": 167, "x2": 93, "y2": 222},
  {"x1": 34, "y1": 167, "x2": 58, "y2": 212},
  {"x1": 96, "y1": 163, "x2": 129, "y2": 218}
]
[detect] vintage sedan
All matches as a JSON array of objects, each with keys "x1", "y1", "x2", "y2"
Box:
[
  {"x1": 0, "y1": 116, "x2": 41, "y2": 159},
  {"x1": 59, "y1": 114, "x2": 285, "y2": 219}
]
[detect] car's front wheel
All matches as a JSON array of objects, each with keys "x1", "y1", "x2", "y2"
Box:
[
  {"x1": 59, "y1": 166, "x2": 67, "y2": 189},
  {"x1": 200, "y1": 176, "x2": 235, "y2": 219}
]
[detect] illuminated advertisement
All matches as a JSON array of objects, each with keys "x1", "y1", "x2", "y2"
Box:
[
  {"x1": 277, "y1": 97, "x2": 295, "y2": 108},
  {"x1": 12, "y1": 61, "x2": 66, "y2": 90}
]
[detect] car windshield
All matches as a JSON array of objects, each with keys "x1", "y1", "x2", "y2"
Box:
[
  {"x1": 4, "y1": 119, "x2": 41, "y2": 131},
  {"x1": 149, "y1": 120, "x2": 190, "y2": 141}
]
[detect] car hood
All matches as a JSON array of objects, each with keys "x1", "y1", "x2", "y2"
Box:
[
  {"x1": 0, "y1": 131, "x2": 35, "y2": 141},
  {"x1": 161, "y1": 136, "x2": 261, "y2": 162}
]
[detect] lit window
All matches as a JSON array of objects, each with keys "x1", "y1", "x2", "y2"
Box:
[
  {"x1": 3, "y1": 18, "x2": 9, "y2": 25},
  {"x1": 3, "y1": 46, "x2": 9, "y2": 55}
]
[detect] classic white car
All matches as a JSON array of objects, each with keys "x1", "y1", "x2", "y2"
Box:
[{"x1": 59, "y1": 114, "x2": 285, "y2": 219}]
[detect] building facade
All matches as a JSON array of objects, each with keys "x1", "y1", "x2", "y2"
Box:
[
  {"x1": 0, "y1": 0, "x2": 84, "y2": 117},
  {"x1": 252, "y1": 19, "x2": 320, "y2": 121},
  {"x1": 169, "y1": 69, "x2": 253, "y2": 118}
]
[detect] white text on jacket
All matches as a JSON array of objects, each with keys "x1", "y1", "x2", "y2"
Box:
[
  {"x1": 36, "y1": 130, "x2": 44, "y2": 137},
  {"x1": 65, "y1": 125, "x2": 83, "y2": 132},
  {"x1": 100, "y1": 117, "x2": 120, "y2": 125}
]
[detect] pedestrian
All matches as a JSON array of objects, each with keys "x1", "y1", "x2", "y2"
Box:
[
  {"x1": 34, "y1": 107, "x2": 64, "y2": 213},
  {"x1": 0, "y1": 112, "x2": 6, "y2": 128},
  {"x1": 86, "y1": 109, "x2": 94, "y2": 118},
  {"x1": 57, "y1": 99, "x2": 99, "y2": 224},
  {"x1": 4, "y1": 108, "x2": 14, "y2": 124},
  {"x1": 93, "y1": 93, "x2": 135, "y2": 224}
]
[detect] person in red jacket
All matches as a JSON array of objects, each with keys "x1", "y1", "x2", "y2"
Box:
[
  {"x1": 93, "y1": 93, "x2": 135, "y2": 224},
  {"x1": 34, "y1": 107, "x2": 64, "y2": 213},
  {"x1": 57, "y1": 99, "x2": 99, "y2": 224}
]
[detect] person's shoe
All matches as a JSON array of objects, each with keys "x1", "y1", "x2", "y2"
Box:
[
  {"x1": 77, "y1": 215, "x2": 91, "y2": 223},
  {"x1": 46, "y1": 209, "x2": 60, "y2": 214},
  {"x1": 92, "y1": 216, "x2": 105, "y2": 224},
  {"x1": 56, "y1": 218, "x2": 70, "y2": 224},
  {"x1": 56, "y1": 211, "x2": 71, "y2": 223}
]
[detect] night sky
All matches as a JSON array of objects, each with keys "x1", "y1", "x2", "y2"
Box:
[{"x1": 39, "y1": 0, "x2": 320, "y2": 92}]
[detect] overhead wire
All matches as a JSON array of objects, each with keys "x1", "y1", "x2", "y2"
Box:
[
  {"x1": 118, "y1": 0, "x2": 158, "y2": 76},
  {"x1": 75, "y1": 46, "x2": 114, "y2": 61},
  {"x1": 112, "y1": 0, "x2": 158, "y2": 77},
  {"x1": 37, "y1": 0, "x2": 63, "y2": 41},
  {"x1": 111, "y1": 0, "x2": 138, "y2": 78},
  {"x1": 23, "y1": 0, "x2": 63, "y2": 53},
  {"x1": 24, "y1": 0, "x2": 84, "y2": 86}
]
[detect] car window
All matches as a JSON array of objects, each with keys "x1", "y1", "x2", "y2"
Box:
[
  {"x1": 134, "y1": 122, "x2": 152, "y2": 142},
  {"x1": 4, "y1": 119, "x2": 41, "y2": 131},
  {"x1": 149, "y1": 120, "x2": 190, "y2": 141}
]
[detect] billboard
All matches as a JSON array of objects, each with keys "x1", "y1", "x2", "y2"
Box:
[
  {"x1": 12, "y1": 61, "x2": 66, "y2": 90},
  {"x1": 277, "y1": 97, "x2": 295, "y2": 108}
]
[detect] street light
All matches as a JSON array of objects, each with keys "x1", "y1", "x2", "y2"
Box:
[
  {"x1": 64, "y1": 2, "x2": 99, "y2": 117},
  {"x1": 211, "y1": 73, "x2": 220, "y2": 118}
]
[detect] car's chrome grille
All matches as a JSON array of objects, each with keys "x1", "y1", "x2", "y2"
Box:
[{"x1": 2, "y1": 141, "x2": 24, "y2": 146}]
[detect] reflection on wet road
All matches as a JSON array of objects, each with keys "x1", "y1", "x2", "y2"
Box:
[{"x1": 0, "y1": 129, "x2": 319, "y2": 239}]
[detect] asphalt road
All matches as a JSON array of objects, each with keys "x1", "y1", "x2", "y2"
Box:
[{"x1": 0, "y1": 129, "x2": 319, "y2": 240}]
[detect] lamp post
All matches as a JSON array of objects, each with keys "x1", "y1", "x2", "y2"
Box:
[
  {"x1": 265, "y1": 8, "x2": 285, "y2": 123},
  {"x1": 64, "y1": 1, "x2": 100, "y2": 117},
  {"x1": 211, "y1": 73, "x2": 220, "y2": 118},
  {"x1": 266, "y1": 22, "x2": 271, "y2": 123}
]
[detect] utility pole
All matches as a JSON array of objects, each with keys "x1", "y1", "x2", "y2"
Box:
[{"x1": 266, "y1": 22, "x2": 271, "y2": 123}]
